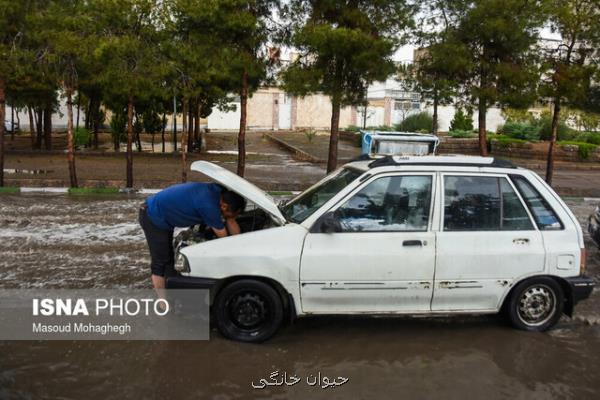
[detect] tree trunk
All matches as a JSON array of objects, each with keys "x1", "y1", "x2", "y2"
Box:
[
  {"x1": 43, "y1": 104, "x2": 52, "y2": 150},
  {"x1": 0, "y1": 78, "x2": 5, "y2": 186},
  {"x1": 10, "y1": 102, "x2": 14, "y2": 140},
  {"x1": 173, "y1": 97, "x2": 177, "y2": 152},
  {"x1": 35, "y1": 108, "x2": 43, "y2": 149},
  {"x1": 187, "y1": 102, "x2": 193, "y2": 151},
  {"x1": 327, "y1": 97, "x2": 341, "y2": 173},
  {"x1": 134, "y1": 113, "x2": 142, "y2": 152},
  {"x1": 126, "y1": 98, "x2": 134, "y2": 188},
  {"x1": 432, "y1": 91, "x2": 439, "y2": 135},
  {"x1": 28, "y1": 106, "x2": 35, "y2": 149},
  {"x1": 195, "y1": 103, "x2": 202, "y2": 151},
  {"x1": 237, "y1": 69, "x2": 248, "y2": 177},
  {"x1": 545, "y1": 99, "x2": 561, "y2": 185},
  {"x1": 161, "y1": 112, "x2": 166, "y2": 153},
  {"x1": 477, "y1": 97, "x2": 488, "y2": 156},
  {"x1": 76, "y1": 94, "x2": 80, "y2": 130},
  {"x1": 92, "y1": 97, "x2": 100, "y2": 149},
  {"x1": 85, "y1": 98, "x2": 91, "y2": 130},
  {"x1": 181, "y1": 98, "x2": 188, "y2": 183},
  {"x1": 66, "y1": 87, "x2": 78, "y2": 188}
]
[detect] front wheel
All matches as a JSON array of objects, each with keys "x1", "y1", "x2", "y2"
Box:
[
  {"x1": 507, "y1": 277, "x2": 564, "y2": 332},
  {"x1": 213, "y1": 279, "x2": 283, "y2": 342}
]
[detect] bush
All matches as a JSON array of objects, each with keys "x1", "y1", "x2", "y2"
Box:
[
  {"x1": 304, "y1": 128, "x2": 316, "y2": 143},
  {"x1": 74, "y1": 127, "x2": 90, "y2": 147},
  {"x1": 366, "y1": 125, "x2": 394, "y2": 131},
  {"x1": 558, "y1": 141, "x2": 598, "y2": 160},
  {"x1": 449, "y1": 129, "x2": 476, "y2": 138},
  {"x1": 500, "y1": 121, "x2": 540, "y2": 141},
  {"x1": 346, "y1": 125, "x2": 361, "y2": 132},
  {"x1": 537, "y1": 117, "x2": 574, "y2": 141},
  {"x1": 450, "y1": 109, "x2": 474, "y2": 131},
  {"x1": 575, "y1": 132, "x2": 600, "y2": 145},
  {"x1": 491, "y1": 136, "x2": 531, "y2": 147},
  {"x1": 395, "y1": 112, "x2": 433, "y2": 132}
]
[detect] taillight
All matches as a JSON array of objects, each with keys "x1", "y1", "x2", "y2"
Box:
[{"x1": 580, "y1": 248, "x2": 587, "y2": 275}]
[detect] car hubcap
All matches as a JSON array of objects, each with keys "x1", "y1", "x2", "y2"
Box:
[
  {"x1": 228, "y1": 292, "x2": 268, "y2": 330},
  {"x1": 517, "y1": 285, "x2": 556, "y2": 326}
]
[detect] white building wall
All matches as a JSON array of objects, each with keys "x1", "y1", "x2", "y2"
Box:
[
  {"x1": 424, "y1": 105, "x2": 505, "y2": 132},
  {"x1": 207, "y1": 103, "x2": 240, "y2": 131}
]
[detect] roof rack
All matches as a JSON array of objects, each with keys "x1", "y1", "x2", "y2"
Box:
[{"x1": 367, "y1": 155, "x2": 517, "y2": 169}]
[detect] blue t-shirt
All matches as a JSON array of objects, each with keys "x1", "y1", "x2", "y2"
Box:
[{"x1": 145, "y1": 183, "x2": 224, "y2": 230}]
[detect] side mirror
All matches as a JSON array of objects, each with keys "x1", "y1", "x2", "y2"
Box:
[{"x1": 319, "y1": 212, "x2": 342, "y2": 233}]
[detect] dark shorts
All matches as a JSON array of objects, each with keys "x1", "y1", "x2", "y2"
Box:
[{"x1": 139, "y1": 205, "x2": 175, "y2": 278}]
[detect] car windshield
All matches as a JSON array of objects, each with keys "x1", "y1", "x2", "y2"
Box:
[{"x1": 281, "y1": 168, "x2": 362, "y2": 223}]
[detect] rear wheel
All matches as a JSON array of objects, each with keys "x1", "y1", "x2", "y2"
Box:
[
  {"x1": 507, "y1": 277, "x2": 564, "y2": 332},
  {"x1": 214, "y1": 279, "x2": 283, "y2": 342}
]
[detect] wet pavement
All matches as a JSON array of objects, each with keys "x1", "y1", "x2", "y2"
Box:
[{"x1": 0, "y1": 194, "x2": 599, "y2": 399}]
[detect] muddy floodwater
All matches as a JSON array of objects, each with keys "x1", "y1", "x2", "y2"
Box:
[{"x1": 0, "y1": 194, "x2": 599, "y2": 399}]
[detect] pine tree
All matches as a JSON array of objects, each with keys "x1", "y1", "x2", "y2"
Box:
[
  {"x1": 282, "y1": 0, "x2": 415, "y2": 173},
  {"x1": 437, "y1": 0, "x2": 545, "y2": 155},
  {"x1": 541, "y1": 0, "x2": 600, "y2": 185}
]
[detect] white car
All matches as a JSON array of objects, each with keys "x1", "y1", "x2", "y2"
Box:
[{"x1": 168, "y1": 156, "x2": 595, "y2": 342}]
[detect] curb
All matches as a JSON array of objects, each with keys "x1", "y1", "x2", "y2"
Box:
[
  {"x1": 262, "y1": 133, "x2": 325, "y2": 163},
  {"x1": 1, "y1": 186, "x2": 298, "y2": 197}
]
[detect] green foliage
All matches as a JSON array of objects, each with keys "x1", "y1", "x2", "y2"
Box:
[
  {"x1": 449, "y1": 129, "x2": 476, "y2": 138},
  {"x1": 142, "y1": 108, "x2": 164, "y2": 134},
  {"x1": 0, "y1": 187, "x2": 20, "y2": 193},
  {"x1": 588, "y1": 134, "x2": 600, "y2": 145},
  {"x1": 501, "y1": 108, "x2": 537, "y2": 123},
  {"x1": 68, "y1": 187, "x2": 120, "y2": 195},
  {"x1": 500, "y1": 121, "x2": 540, "y2": 141},
  {"x1": 491, "y1": 136, "x2": 531, "y2": 146},
  {"x1": 557, "y1": 141, "x2": 598, "y2": 160},
  {"x1": 345, "y1": 125, "x2": 361, "y2": 132},
  {"x1": 282, "y1": 0, "x2": 414, "y2": 109},
  {"x1": 304, "y1": 128, "x2": 316, "y2": 143},
  {"x1": 110, "y1": 110, "x2": 127, "y2": 144},
  {"x1": 537, "y1": 117, "x2": 574, "y2": 141},
  {"x1": 449, "y1": 109, "x2": 474, "y2": 131},
  {"x1": 395, "y1": 112, "x2": 433, "y2": 132},
  {"x1": 366, "y1": 125, "x2": 395, "y2": 132},
  {"x1": 74, "y1": 127, "x2": 90, "y2": 147}
]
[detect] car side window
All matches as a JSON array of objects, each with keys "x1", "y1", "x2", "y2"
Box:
[
  {"x1": 444, "y1": 176, "x2": 534, "y2": 231},
  {"x1": 510, "y1": 175, "x2": 563, "y2": 230},
  {"x1": 334, "y1": 175, "x2": 432, "y2": 232}
]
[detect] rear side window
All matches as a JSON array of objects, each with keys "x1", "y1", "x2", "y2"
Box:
[
  {"x1": 443, "y1": 176, "x2": 534, "y2": 231},
  {"x1": 510, "y1": 175, "x2": 563, "y2": 230}
]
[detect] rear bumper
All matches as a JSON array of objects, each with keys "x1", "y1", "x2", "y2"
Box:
[
  {"x1": 565, "y1": 275, "x2": 595, "y2": 305},
  {"x1": 166, "y1": 275, "x2": 218, "y2": 290}
]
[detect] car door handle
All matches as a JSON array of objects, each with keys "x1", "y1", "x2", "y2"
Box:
[
  {"x1": 513, "y1": 238, "x2": 530, "y2": 245},
  {"x1": 403, "y1": 240, "x2": 423, "y2": 247}
]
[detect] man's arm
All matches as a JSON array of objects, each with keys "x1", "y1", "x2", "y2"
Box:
[
  {"x1": 211, "y1": 219, "x2": 241, "y2": 238},
  {"x1": 225, "y1": 218, "x2": 241, "y2": 235}
]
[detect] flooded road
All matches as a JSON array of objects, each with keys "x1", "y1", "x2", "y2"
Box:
[{"x1": 0, "y1": 194, "x2": 599, "y2": 399}]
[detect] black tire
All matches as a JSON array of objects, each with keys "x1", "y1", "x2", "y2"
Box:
[
  {"x1": 213, "y1": 279, "x2": 284, "y2": 343},
  {"x1": 507, "y1": 277, "x2": 564, "y2": 332}
]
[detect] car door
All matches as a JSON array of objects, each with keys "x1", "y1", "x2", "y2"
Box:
[
  {"x1": 432, "y1": 173, "x2": 545, "y2": 312},
  {"x1": 300, "y1": 173, "x2": 437, "y2": 313}
]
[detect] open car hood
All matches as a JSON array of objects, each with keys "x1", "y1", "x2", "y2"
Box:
[{"x1": 190, "y1": 161, "x2": 286, "y2": 226}]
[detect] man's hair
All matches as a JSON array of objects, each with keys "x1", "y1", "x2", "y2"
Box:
[{"x1": 221, "y1": 188, "x2": 247, "y2": 213}]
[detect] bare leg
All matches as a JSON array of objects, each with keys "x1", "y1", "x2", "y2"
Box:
[{"x1": 152, "y1": 274, "x2": 166, "y2": 289}]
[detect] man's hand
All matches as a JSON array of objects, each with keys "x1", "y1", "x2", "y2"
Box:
[
  {"x1": 212, "y1": 227, "x2": 228, "y2": 238},
  {"x1": 211, "y1": 219, "x2": 240, "y2": 238}
]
